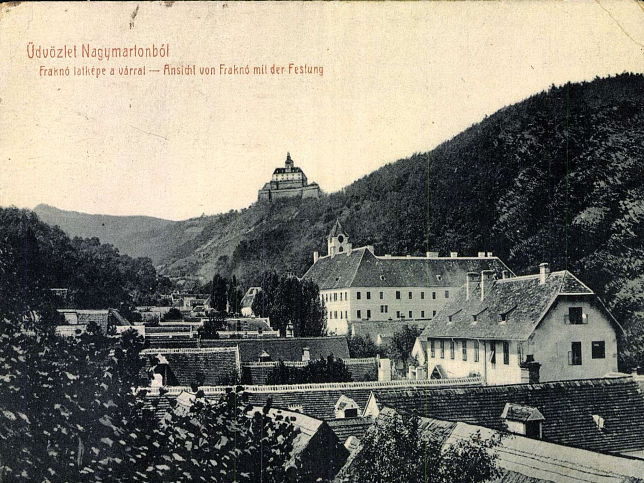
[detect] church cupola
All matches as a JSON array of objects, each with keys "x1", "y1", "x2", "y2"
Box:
[{"x1": 328, "y1": 219, "x2": 352, "y2": 257}]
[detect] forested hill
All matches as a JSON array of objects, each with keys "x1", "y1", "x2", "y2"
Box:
[{"x1": 29, "y1": 73, "x2": 643, "y2": 354}]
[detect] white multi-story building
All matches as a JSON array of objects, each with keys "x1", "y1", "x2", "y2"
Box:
[
  {"x1": 302, "y1": 220, "x2": 512, "y2": 335},
  {"x1": 415, "y1": 263, "x2": 622, "y2": 384}
]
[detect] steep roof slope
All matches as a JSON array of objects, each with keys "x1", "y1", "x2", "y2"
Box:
[
  {"x1": 368, "y1": 376, "x2": 644, "y2": 454},
  {"x1": 421, "y1": 270, "x2": 619, "y2": 341}
]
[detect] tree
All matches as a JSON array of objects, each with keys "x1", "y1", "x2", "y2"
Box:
[
  {"x1": 227, "y1": 275, "x2": 244, "y2": 314},
  {"x1": 387, "y1": 325, "x2": 423, "y2": 368},
  {"x1": 266, "y1": 356, "x2": 353, "y2": 385},
  {"x1": 142, "y1": 388, "x2": 299, "y2": 482},
  {"x1": 161, "y1": 307, "x2": 183, "y2": 321},
  {"x1": 210, "y1": 273, "x2": 228, "y2": 313},
  {"x1": 349, "y1": 410, "x2": 500, "y2": 483},
  {"x1": 348, "y1": 334, "x2": 382, "y2": 358},
  {"x1": 251, "y1": 271, "x2": 325, "y2": 337}
]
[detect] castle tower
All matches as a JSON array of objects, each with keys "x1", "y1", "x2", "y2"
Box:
[
  {"x1": 327, "y1": 219, "x2": 352, "y2": 257},
  {"x1": 285, "y1": 152, "x2": 294, "y2": 171}
]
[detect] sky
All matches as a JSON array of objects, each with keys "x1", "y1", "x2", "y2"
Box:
[{"x1": 1, "y1": 1, "x2": 643, "y2": 220}]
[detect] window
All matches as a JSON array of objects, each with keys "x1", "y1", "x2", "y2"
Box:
[
  {"x1": 334, "y1": 293, "x2": 337, "y2": 302},
  {"x1": 345, "y1": 311, "x2": 348, "y2": 319},
  {"x1": 396, "y1": 311, "x2": 401, "y2": 318},
  {"x1": 409, "y1": 291, "x2": 413, "y2": 299},
  {"x1": 379, "y1": 291, "x2": 384, "y2": 300},
  {"x1": 566, "y1": 307, "x2": 587, "y2": 325},
  {"x1": 430, "y1": 339, "x2": 435, "y2": 358},
  {"x1": 421, "y1": 291, "x2": 425, "y2": 300},
  {"x1": 569, "y1": 341, "x2": 582, "y2": 365},
  {"x1": 592, "y1": 341, "x2": 605, "y2": 359},
  {"x1": 334, "y1": 311, "x2": 337, "y2": 319},
  {"x1": 490, "y1": 341, "x2": 496, "y2": 364},
  {"x1": 421, "y1": 311, "x2": 425, "y2": 318},
  {"x1": 432, "y1": 292, "x2": 436, "y2": 300},
  {"x1": 345, "y1": 292, "x2": 348, "y2": 300},
  {"x1": 396, "y1": 291, "x2": 401, "y2": 300},
  {"x1": 503, "y1": 341, "x2": 509, "y2": 365},
  {"x1": 440, "y1": 340, "x2": 445, "y2": 358},
  {"x1": 367, "y1": 291, "x2": 371, "y2": 300},
  {"x1": 462, "y1": 340, "x2": 467, "y2": 361},
  {"x1": 450, "y1": 340, "x2": 455, "y2": 359},
  {"x1": 366, "y1": 310, "x2": 371, "y2": 319},
  {"x1": 433, "y1": 310, "x2": 436, "y2": 317},
  {"x1": 445, "y1": 290, "x2": 450, "y2": 298},
  {"x1": 357, "y1": 291, "x2": 361, "y2": 300},
  {"x1": 340, "y1": 292, "x2": 343, "y2": 301},
  {"x1": 474, "y1": 340, "x2": 480, "y2": 362},
  {"x1": 357, "y1": 310, "x2": 362, "y2": 319},
  {"x1": 517, "y1": 343, "x2": 523, "y2": 364},
  {"x1": 409, "y1": 311, "x2": 413, "y2": 319},
  {"x1": 339, "y1": 311, "x2": 343, "y2": 319}
]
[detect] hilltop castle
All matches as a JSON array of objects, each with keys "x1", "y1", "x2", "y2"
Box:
[{"x1": 258, "y1": 153, "x2": 321, "y2": 201}]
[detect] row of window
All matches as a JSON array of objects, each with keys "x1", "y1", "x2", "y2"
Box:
[
  {"x1": 569, "y1": 341, "x2": 605, "y2": 365},
  {"x1": 328, "y1": 308, "x2": 438, "y2": 321},
  {"x1": 429, "y1": 339, "x2": 512, "y2": 365},
  {"x1": 323, "y1": 289, "x2": 450, "y2": 303}
]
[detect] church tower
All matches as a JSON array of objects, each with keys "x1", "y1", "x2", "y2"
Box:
[{"x1": 327, "y1": 219, "x2": 352, "y2": 257}]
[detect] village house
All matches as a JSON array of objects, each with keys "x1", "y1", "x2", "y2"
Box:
[
  {"x1": 416, "y1": 263, "x2": 622, "y2": 384},
  {"x1": 257, "y1": 152, "x2": 321, "y2": 201},
  {"x1": 302, "y1": 220, "x2": 513, "y2": 335},
  {"x1": 55, "y1": 308, "x2": 130, "y2": 336},
  {"x1": 240, "y1": 286, "x2": 261, "y2": 316}
]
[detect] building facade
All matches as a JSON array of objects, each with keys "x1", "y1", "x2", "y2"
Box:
[
  {"x1": 257, "y1": 152, "x2": 321, "y2": 201},
  {"x1": 302, "y1": 220, "x2": 513, "y2": 335},
  {"x1": 418, "y1": 264, "x2": 622, "y2": 384}
]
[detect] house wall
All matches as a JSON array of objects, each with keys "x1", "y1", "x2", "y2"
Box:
[
  {"x1": 425, "y1": 338, "x2": 523, "y2": 385},
  {"x1": 322, "y1": 286, "x2": 455, "y2": 335},
  {"x1": 527, "y1": 298, "x2": 618, "y2": 382}
]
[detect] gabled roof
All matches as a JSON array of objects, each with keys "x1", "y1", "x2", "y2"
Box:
[
  {"x1": 141, "y1": 347, "x2": 240, "y2": 386},
  {"x1": 421, "y1": 270, "x2": 619, "y2": 341},
  {"x1": 303, "y1": 248, "x2": 513, "y2": 290},
  {"x1": 366, "y1": 376, "x2": 644, "y2": 454},
  {"x1": 351, "y1": 320, "x2": 429, "y2": 343},
  {"x1": 199, "y1": 336, "x2": 350, "y2": 362},
  {"x1": 326, "y1": 418, "x2": 374, "y2": 443}
]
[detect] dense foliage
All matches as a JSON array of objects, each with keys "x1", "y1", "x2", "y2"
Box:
[
  {"x1": 387, "y1": 325, "x2": 424, "y2": 368},
  {"x1": 251, "y1": 271, "x2": 326, "y2": 337},
  {"x1": 347, "y1": 334, "x2": 382, "y2": 358},
  {"x1": 0, "y1": 207, "x2": 169, "y2": 317},
  {"x1": 265, "y1": 355, "x2": 353, "y2": 385},
  {"x1": 349, "y1": 410, "x2": 500, "y2": 483}
]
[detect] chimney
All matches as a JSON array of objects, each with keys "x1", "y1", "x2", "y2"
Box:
[
  {"x1": 480, "y1": 270, "x2": 494, "y2": 301},
  {"x1": 477, "y1": 251, "x2": 486, "y2": 258},
  {"x1": 367, "y1": 245, "x2": 375, "y2": 254},
  {"x1": 539, "y1": 263, "x2": 549, "y2": 284},
  {"x1": 466, "y1": 272, "x2": 479, "y2": 301},
  {"x1": 486, "y1": 252, "x2": 493, "y2": 257},
  {"x1": 426, "y1": 251, "x2": 439, "y2": 258},
  {"x1": 527, "y1": 361, "x2": 541, "y2": 384},
  {"x1": 313, "y1": 251, "x2": 319, "y2": 263},
  {"x1": 502, "y1": 269, "x2": 510, "y2": 280},
  {"x1": 302, "y1": 347, "x2": 310, "y2": 362},
  {"x1": 450, "y1": 252, "x2": 458, "y2": 258}
]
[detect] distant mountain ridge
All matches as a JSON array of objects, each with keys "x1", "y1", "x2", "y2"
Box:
[{"x1": 33, "y1": 204, "x2": 177, "y2": 261}]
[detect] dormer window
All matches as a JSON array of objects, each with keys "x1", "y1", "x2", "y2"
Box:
[
  {"x1": 592, "y1": 414, "x2": 605, "y2": 431},
  {"x1": 501, "y1": 403, "x2": 545, "y2": 439},
  {"x1": 334, "y1": 395, "x2": 360, "y2": 419}
]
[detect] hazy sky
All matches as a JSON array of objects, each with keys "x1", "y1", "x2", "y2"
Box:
[{"x1": 1, "y1": 1, "x2": 643, "y2": 220}]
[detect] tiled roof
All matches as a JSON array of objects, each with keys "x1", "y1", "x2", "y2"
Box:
[
  {"x1": 141, "y1": 347, "x2": 240, "y2": 386},
  {"x1": 222, "y1": 318, "x2": 272, "y2": 331},
  {"x1": 326, "y1": 418, "x2": 374, "y2": 443},
  {"x1": 421, "y1": 270, "x2": 614, "y2": 341},
  {"x1": 198, "y1": 336, "x2": 350, "y2": 363},
  {"x1": 303, "y1": 248, "x2": 513, "y2": 290},
  {"x1": 241, "y1": 357, "x2": 376, "y2": 385},
  {"x1": 368, "y1": 376, "x2": 644, "y2": 454},
  {"x1": 146, "y1": 337, "x2": 199, "y2": 348}
]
